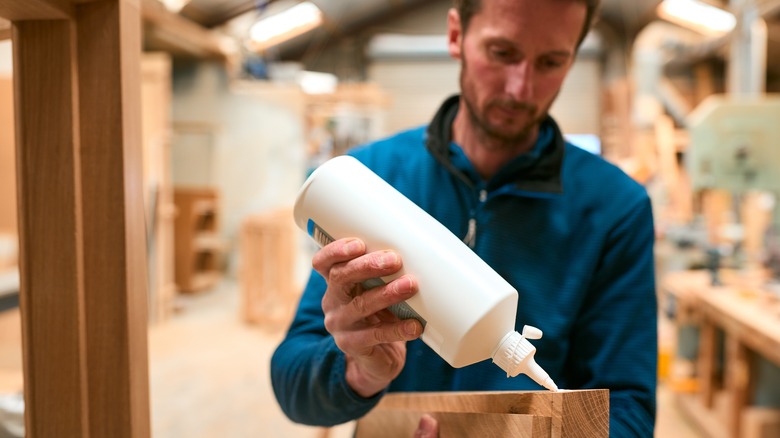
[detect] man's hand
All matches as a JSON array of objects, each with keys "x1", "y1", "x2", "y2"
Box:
[{"x1": 313, "y1": 238, "x2": 423, "y2": 398}]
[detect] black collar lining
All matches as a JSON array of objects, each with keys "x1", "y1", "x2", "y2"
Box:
[{"x1": 424, "y1": 94, "x2": 564, "y2": 194}]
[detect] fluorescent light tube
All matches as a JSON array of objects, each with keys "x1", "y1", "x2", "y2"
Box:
[
  {"x1": 249, "y1": 1, "x2": 323, "y2": 51},
  {"x1": 658, "y1": 0, "x2": 736, "y2": 35}
]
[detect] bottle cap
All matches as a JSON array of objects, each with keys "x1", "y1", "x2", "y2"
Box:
[{"x1": 492, "y1": 326, "x2": 559, "y2": 391}]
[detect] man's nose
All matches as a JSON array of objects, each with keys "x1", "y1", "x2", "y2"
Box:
[{"x1": 505, "y1": 61, "x2": 534, "y2": 101}]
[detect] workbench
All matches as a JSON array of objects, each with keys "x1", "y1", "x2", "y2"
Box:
[{"x1": 661, "y1": 269, "x2": 780, "y2": 438}]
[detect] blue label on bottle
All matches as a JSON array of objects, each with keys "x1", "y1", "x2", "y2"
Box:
[{"x1": 307, "y1": 219, "x2": 335, "y2": 247}]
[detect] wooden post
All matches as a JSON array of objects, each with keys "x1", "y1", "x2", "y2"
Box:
[
  {"x1": 75, "y1": 1, "x2": 150, "y2": 436},
  {"x1": 13, "y1": 18, "x2": 90, "y2": 438},
  {"x1": 4, "y1": 0, "x2": 151, "y2": 436},
  {"x1": 698, "y1": 319, "x2": 718, "y2": 410},
  {"x1": 724, "y1": 336, "x2": 751, "y2": 438},
  {"x1": 355, "y1": 390, "x2": 609, "y2": 438}
]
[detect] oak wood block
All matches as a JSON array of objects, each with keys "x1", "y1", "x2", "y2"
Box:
[{"x1": 355, "y1": 390, "x2": 609, "y2": 438}]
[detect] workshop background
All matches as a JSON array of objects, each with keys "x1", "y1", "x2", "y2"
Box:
[{"x1": 1, "y1": 0, "x2": 780, "y2": 437}]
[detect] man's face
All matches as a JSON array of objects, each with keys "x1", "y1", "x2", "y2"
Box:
[{"x1": 448, "y1": 0, "x2": 586, "y2": 145}]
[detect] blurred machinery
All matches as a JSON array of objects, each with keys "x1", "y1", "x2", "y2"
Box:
[{"x1": 686, "y1": 94, "x2": 780, "y2": 280}]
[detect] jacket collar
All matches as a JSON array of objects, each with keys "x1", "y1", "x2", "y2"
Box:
[{"x1": 425, "y1": 94, "x2": 564, "y2": 194}]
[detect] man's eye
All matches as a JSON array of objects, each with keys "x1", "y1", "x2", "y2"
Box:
[
  {"x1": 538, "y1": 58, "x2": 564, "y2": 70},
  {"x1": 490, "y1": 48, "x2": 514, "y2": 61}
]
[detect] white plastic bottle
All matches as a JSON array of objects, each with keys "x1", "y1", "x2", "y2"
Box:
[{"x1": 293, "y1": 155, "x2": 558, "y2": 391}]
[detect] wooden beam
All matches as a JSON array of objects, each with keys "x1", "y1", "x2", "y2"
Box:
[
  {"x1": 140, "y1": 0, "x2": 230, "y2": 60},
  {"x1": 0, "y1": 0, "x2": 72, "y2": 20},
  {"x1": 181, "y1": 0, "x2": 259, "y2": 28},
  {"x1": 75, "y1": 0, "x2": 151, "y2": 436},
  {"x1": 13, "y1": 18, "x2": 90, "y2": 437}
]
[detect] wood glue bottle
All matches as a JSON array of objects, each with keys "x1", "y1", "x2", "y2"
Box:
[{"x1": 293, "y1": 155, "x2": 558, "y2": 391}]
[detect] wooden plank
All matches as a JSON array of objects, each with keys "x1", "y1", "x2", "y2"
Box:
[
  {"x1": 12, "y1": 19, "x2": 89, "y2": 437},
  {"x1": 74, "y1": 0, "x2": 150, "y2": 436},
  {"x1": 0, "y1": 0, "x2": 72, "y2": 20},
  {"x1": 356, "y1": 390, "x2": 609, "y2": 438},
  {"x1": 357, "y1": 411, "x2": 549, "y2": 438}
]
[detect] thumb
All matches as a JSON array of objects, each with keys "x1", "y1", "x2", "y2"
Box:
[{"x1": 413, "y1": 414, "x2": 439, "y2": 438}]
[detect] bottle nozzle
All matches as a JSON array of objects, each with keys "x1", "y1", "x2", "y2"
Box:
[{"x1": 492, "y1": 329, "x2": 560, "y2": 392}]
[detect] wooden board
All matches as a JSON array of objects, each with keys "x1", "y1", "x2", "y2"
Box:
[{"x1": 355, "y1": 390, "x2": 609, "y2": 438}]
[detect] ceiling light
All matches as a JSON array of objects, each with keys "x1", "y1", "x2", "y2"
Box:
[
  {"x1": 159, "y1": 0, "x2": 191, "y2": 13},
  {"x1": 298, "y1": 71, "x2": 338, "y2": 94},
  {"x1": 658, "y1": 0, "x2": 736, "y2": 35},
  {"x1": 249, "y1": 1, "x2": 323, "y2": 52}
]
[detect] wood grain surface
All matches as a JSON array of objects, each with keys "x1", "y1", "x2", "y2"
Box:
[{"x1": 355, "y1": 390, "x2": 609, "y2": 438}]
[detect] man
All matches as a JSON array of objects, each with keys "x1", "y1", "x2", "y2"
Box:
[{"x1": 271, "y1": 0, "x2": 657, "y2": 436}]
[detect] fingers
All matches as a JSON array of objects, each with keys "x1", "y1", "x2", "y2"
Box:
[
  {"x1": 316, "y1": 240, "x2": 405, "y2": 306},
  {"x1": 348, "y1": 275, "x2": 416, "y2": 318},
  {"x1": 324, "y1": 275, "x2": 422, "y2": 346},
  {"x1": 335, "y1": 250, "x2": 402, "y2": 293},
  {"x1": 337, "y1": 318, "x2": 423, "y2": 355},
  {"x1": 312, "y1": 238, "x2": 366, "y2": 277},
  {"x1": 414, "y1": 414, "x2": 439, "y2": 438}
]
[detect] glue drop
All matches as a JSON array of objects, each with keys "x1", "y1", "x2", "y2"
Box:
[{"x1": 293, "y1": 155, "x2": 558, "y2": 391}]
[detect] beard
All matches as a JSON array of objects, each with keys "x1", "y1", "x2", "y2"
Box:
[{"x1": 459, "y1": 67, "x2": 552, "y2": 150}]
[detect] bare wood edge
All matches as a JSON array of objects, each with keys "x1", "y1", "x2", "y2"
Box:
[{"x1": 374, "y1": 390, "x2": 606, "y2": 413}]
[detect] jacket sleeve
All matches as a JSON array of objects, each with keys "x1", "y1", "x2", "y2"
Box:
[
  {"x1": 270, "y1": 270, "x2": 384, "y2": 426},
  {"x1": 567, "y1": 194, "x2": 657, "y2": 437}
]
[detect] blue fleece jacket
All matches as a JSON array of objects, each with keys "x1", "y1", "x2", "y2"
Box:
[{"x1": 271, "y1": 96, "x2": 657, "y2": 437}]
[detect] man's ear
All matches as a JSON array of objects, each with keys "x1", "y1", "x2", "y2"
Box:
[{"x1": 447, "y1": 8, "x2": 462, "y2": 60}]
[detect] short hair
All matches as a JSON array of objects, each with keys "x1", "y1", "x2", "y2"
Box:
[{"x1": 452, "y1": 0, "x2": 601, "y2": 49}]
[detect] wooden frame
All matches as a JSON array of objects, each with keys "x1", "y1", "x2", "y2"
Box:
[
  {"x1": 0, "y1": 0, "x2": 151, "y2": 436},
  {"x1": 355, "y1": 390, "x2": 609, "y2": 438}
]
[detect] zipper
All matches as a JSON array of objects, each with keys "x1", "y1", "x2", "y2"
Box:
[
  {"x1": 463, "y1": 189, "x2": 488, "y2": 248},
  {"x1": 463, "y1": 218, "x2": 476, "y2": 248}
]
